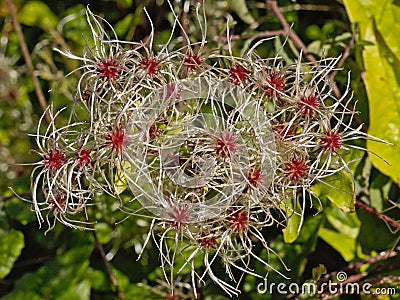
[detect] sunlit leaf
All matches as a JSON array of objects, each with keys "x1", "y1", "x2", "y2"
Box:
[
  {"x1": 318, "y1": 204, "x2": 360, "y2": 261},
  {"x1": 369, "y1": 173, "x2": 392, "y2": 212},
  {"x1": 325, "y1": 204, "x2": 360, "y2": 239},
  {"x1": 94, "y1": 222, "x2": 113, "y2": 244},
  {"x1": 344, "y1": 0, "x2": 400, "y2": 183},
  {"x1": 312, "y1": 264, "x2": 327, "y2": 281},
  {"x1": 318, "y1": 227, "x2": 356, "y2": 261},
  {"x1": 311, "y1": 171, "x2": 355, "y2": 213},
  {"x1": 114, "y1": 161, "x2": 132, "y2": 195},
  {"x1": 57, "y1": 280, "x2": 91, "y2": 300}
]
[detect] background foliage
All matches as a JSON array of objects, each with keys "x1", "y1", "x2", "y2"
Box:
[{"x1": 0, "y1": 0, "x2": 399, "y2": 299}]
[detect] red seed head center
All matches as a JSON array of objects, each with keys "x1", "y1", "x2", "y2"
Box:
[
  {"x1": 216, "y1": 132, "x2": 238, "y2": 158},
  {"x1": 320, "y1": 131, "x2": 342, "y2": 152},
  {"x1": 44, "y1": 149, "x2": 66, "y2": 171}
]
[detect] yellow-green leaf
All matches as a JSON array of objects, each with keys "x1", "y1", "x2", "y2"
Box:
[
  {"x1": 318, "y1": 227, "x2": 356, "y2": 261},
  {"x1": 166, "y1": 125, "x2": 184, "y2": 135},
  {"x1": 343, "y1": 0, "x2": 400, "y2": 183},
  {"x1": 311, "y1": 171, "x2": 355, "y2": 213},
  {"x1": 283, "y1": 198, "x2": 302, "y2": 243},
  {"x1": 114, "y1": 161, "x2": 132, "y2": 195}
]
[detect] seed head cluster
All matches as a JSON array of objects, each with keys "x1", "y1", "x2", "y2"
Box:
[{"x1": 27, "y1": 6, "x2": 374, "y2": 297}]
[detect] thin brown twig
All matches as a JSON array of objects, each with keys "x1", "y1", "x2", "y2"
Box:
[
  {"x1": 355, "y1": 200, "x2": 400, "y2": 230},
  {"x1": 0, "y1": 194, "x2": 17, "y2": 202},
  {"x1": 92, "y1": 231, "x2": 126, "y2": 300},
  {"x1": 225, "y1": 29, "x2": 286, "y2": 42},
  {"x1": 6, "y1": 0, "x2": 50, "y2": 123},
  {"x1": 267, "y1": 0, "x2": 341, "y2": 99},
  {"x1": 267, "y1": 0, "x2": 318, "y2": 65}
]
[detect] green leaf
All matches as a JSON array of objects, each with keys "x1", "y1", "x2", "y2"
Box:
[
  {"x1": 357, "y1": 209, "x2": 396, "y2": 253},
  {"x1": 283, "y1": 198, "x2": 302, "y2": 243},
  {"x1": 0, "y1": 230, "x2": 25, "y2": 279},
  {"x1": 1, "y1": 290, "x2": 43, "y2": 300},
  {"x1": 318, "y1": 227, "x2": 356, "y2": 261},
  {"x1": 57, "y1": 280, "x2": 91, "y2": 300},
  {"x1": 318, "y1": 205, "x2": 360, "y2": 261},
  {"x1": 5, "y1": 198, "x2": 37, "y2": 225},
  {"x1": 312, "y1": 264, "x2": 327, "y2": 281},
  {"x1": 114, "y1": 161, "x2": 132, "y2": 195},
  {"x1": 18, "y1": 1, "x2": 58, "y2": 30},
  {"x1": 115, "y1": 14, "x2": 134, "y2": 38},
  {"x1": 369, "y1": 173, "x2": 392, "y2": 212},
  {"x1": 85, "y1": 268, "x2": 107, "y2": 291},
  {"x1": 8, "y1": 244, "x2": 93, "y2": 299},
  {"x1": 325, "y1": 204, "x2": 360, "y2": 239},
  {"x1": 343, "y1": 0, "x2": 400, "y2": 183},
  {"x1": 364, "y1": 24, "x2": 400, "y2": 183},
  {"x1": 311, "y1": 171, "x2": 355, "y2": 213},
  {"x1": 94, "y1": 222, "x2": 114, "y2": 244},
  {"x1": 227, "y1": 0, "x2": 256, "y2": 25}
]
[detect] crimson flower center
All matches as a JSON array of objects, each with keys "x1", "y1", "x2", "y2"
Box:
[
  {"x1": 106, "y1": 127, "x2": 125, "y2": 152},
  {"x1": 44, "y1": 149, "x2": 66, "y2": 171},
  {"x1": 77, "y1": 149, "x2": 91, "y2": 166},
  {"x1": 49, "y1": 194, "x2": 67, "y2": 212},
  {"x1": 169, "y1": 205, "x2": 191, "y2": 228},
  {"x1": 97, "y1": 57, "x2": 120, "y2": 81},
  {"x1": 229, "y1": 65, "x2": 250, "y2": 85},
  {"x1": 285, "y1": 158, "x2": 308, "y2": 182},
  {"x1": 320, "y1": 131, "x2": 342, "y2": 152},
  {"x1": 215, "y1": 132, "x2": 238, "y2": 158},
  {"x1": 141, "y1": 58, "x2": 159, "y2": 76},
  {"x1": 298, "y1": 95, "x2": 319, "y2": 116},
  {"x1": 264, "y1": 72, "x2": 285, "y2": 98},
  {"x1": 184, "y1": 54, "x2": 203, "y2": 71},
  {"x1": 200, "y1": 235, "x2": 218, "y2": 249},
  {"x1": 247, "y1": 169, "x2": 262, "y2": 188},
  {"x1": 229, "y1": 211, "x2": 248, "y2": 230}
]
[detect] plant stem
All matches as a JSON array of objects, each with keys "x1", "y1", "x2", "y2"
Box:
[
  {"x1": 267, "y1": 0, "x2": 318, "y2": 65},
  {"x1": 92, "y1": 231, "x2": 126, "y2": 300},
  {"x1": 6, "y1": 0, "x2": 50, "y2": 123},
  {"x1": 355, "y1": 200, "x2": 400, "y2": 230}
]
